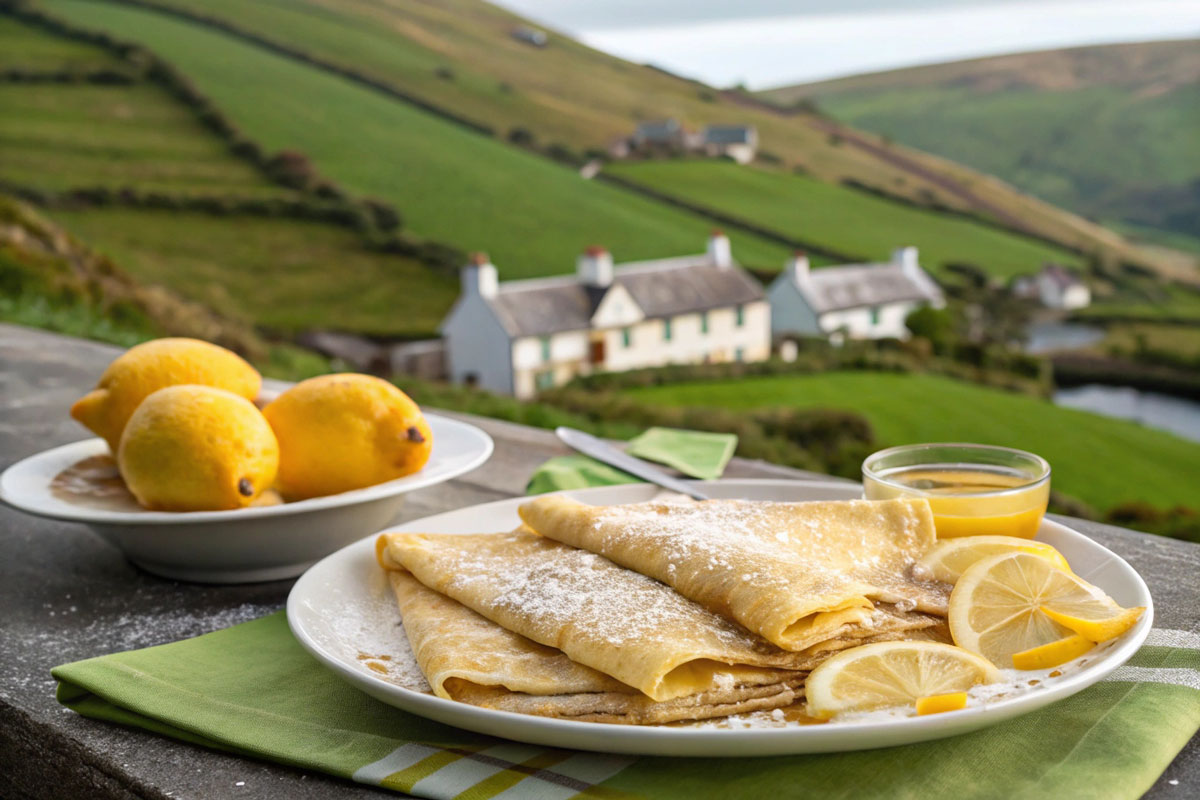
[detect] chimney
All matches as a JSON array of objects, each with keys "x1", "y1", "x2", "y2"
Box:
[
  {"x1": 462, "y1": 251, "x2": 498, "y2": 299},
  {"x1": 893, "y1": 246, "x2": 920, "y2": 277},
  {"x1": 707, "y1": 229, "x2": 732, "y2": 268},
  {"x1": 786, "y1": 250, "x2": 810, "y2": 283},
  {"x1": 577, "y1": 245, "x2": 613, "y2": 287}
]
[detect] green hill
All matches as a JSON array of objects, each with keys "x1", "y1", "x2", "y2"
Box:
[
  {"x1": 759, "y1": 40, "x2": 1200, "y2": 254},
  {"x1": 604, "y1": 160, "x2": 1083, "y2": 279},
  {"x1": 43, "y1": 0, "x2": 1198, "y2": 282},
  {"x1": 626, "y1": 371, "x2": 1200, "y2": 513},
  {"x1": 0, "y1": 14, "x2": 456, "y2": 337},
  {"x1": 38, "y1": 0, "x2": 794, "y2": 277}
]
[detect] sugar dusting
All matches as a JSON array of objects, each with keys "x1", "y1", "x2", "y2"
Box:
[
  {"x1": 569, "y1": 498, "x2": 947, "y2": 613},
  {"x1": 436, "y1": 532, "x2": 778, "y2": 656}
]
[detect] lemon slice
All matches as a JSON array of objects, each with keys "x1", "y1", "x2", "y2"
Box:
[
  {"x1": 915, "y1": 691, "x2": 968, "y2": 715},
  {"x1": 917, "y1": 536, "x2": 1071, "y2": 584},
  {"x1": 1011, "y1": 634, "x2": 1095, "y2": 670},
  {"x1": 1039, "y1": 605, "x2": 1144, "y2": 642},
  {"x1": 805, "y1": 641, "x2": 1000, "y2": 718},
  {"x1": 949, "y1": 552, "x2": 1144, "y2": 667}
]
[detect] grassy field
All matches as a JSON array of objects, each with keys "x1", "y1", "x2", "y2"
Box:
[
  {"x1": 46, "y1": 0, "x2": 1195, "y2": 281},
  {"x1": 0, "y1": 16, "x2": 453, "y2": 337},
  {"x1": 606, "y1": 160, "x2": 1084, "y2": 278},
  {"x1": 0, "y1": 14, "x2": 122, "y2": 69},
  {"x1": 0, "y1": 81, "x2": 287, "y2": 195},
  {"x1": 761, "y1": 40, "x2": 1200, "y2": 252},
  {"x1": 41, "y1": 0, "x2": 796, "y2": 277},
  {"x1": 100, "y1": 0, "x2": 934, "y2": 196},
  {"x1": 49, "y1": 208, "x2": 457, "y2": 336},
  {"x1": 626, "y1": 371, "x2": 1200, "y2": 511}
]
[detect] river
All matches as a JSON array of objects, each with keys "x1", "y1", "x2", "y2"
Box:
[
  {"x1": 1025, "y1": 321, "x2": 1105, "y2": 355},
  {"x1": 1054, "y1": 384, "x2": 1200, "y2": 443}
]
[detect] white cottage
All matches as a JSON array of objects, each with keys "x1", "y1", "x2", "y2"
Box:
[
  {"x1": 768, "y1": 247, "x2": 945, "y2": 342},
  {"x1": 440, "y1": 233, "x2": 771, "y2": 398},
  {"x1": 1035, "y1": 264, "x2": 1090, "y2": 310}
]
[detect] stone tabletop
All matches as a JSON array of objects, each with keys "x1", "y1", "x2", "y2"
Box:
[{"x1": 1, "y1": 323, "x2": 1196, "y2": 799}]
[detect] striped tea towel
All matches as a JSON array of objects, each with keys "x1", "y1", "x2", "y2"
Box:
[{"x1": 53, "y1": 614, "x2": 1199, "y2": 799}]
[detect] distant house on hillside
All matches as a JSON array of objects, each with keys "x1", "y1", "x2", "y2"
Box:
[
  {"x1": 1015, "y1": 264, "x2": 1091, "y2": 310},
  {"x1": 620, "y1": 120, "x2": 759, "y2": 163},
  {"x1": 440, "y1": 232, "x2": 771, "y2": 398},
  {"x1": 768, "y1": 248, "x2": 945, "y2": 342},
  {"x1": 511, "y1": 26, "x2": 548, "y2": 47},
  {"x1": 631, "y1": 119, "x2": 687, "y2": 152},
  {"x1": 701, "y1": 125, "x2": 758, "y2": 164}
]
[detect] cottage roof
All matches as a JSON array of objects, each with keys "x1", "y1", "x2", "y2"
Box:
[
  {"x1": 791, "y1": 261, "x2": 942, "y2": 314},
  {"x1": 1039, "y1": 263, "x2": 1084, "y2": 289},
  {"x1": 486, "y1": 256, "x2": 764, "y2": 338},
  {"x1": 634, "y1": 119, "x2": 681, "y2": 142},
  {"x1": 703, "y1": 125, "x2": 755, "y2": 145}
]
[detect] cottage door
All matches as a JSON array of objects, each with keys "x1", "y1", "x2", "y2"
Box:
[{"x1": 589, "y1": 337, "x2": 606, "y2": 366}]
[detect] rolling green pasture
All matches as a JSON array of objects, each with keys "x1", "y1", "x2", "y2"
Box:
[
  {"x1": 0, "y1": 14, "x2": 122, "y2": 70},
  {"x1": 605, "y1": 160, "x2": 1084, "y2": 279},
  {"x1": 49, "y1": 208, "x2": 456, "y2": 336},
  {"x1": 760, "y1": 41, "x2": 1200, "y2": 250},
  {"x1": 45, "y1": 0, "x2": 793, "y2": 277},
  {"x1": 627, "y1": 371, "x2": 1200, "y2": 511},
  {"x1": 0, "y1": 81, "x2": 285, "y2": 195}
]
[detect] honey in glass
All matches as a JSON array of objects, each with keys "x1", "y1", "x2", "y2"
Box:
[{"x1": 862, "y1": 444, "x2": 1051, "y2": 539}]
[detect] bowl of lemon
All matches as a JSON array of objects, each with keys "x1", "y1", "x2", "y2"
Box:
[{"x1": 0, "y1": 338, "x2": 493, "y2": 583}]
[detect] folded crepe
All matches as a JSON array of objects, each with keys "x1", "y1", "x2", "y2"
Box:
[
  {"x1": 517, "y1": 496, "x2": 948, "y2": 651},
  {"x1": 389, "y1": 571, "x2": 807, "y2": 724},
  {"x1": 376, "y1": 529, "x2": 941, "y2": 702}
]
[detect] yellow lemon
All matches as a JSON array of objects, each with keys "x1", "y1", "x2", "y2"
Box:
[
  {"x1": 1038, "y1": 605, "x2": 1145, "y2": 643},
  {"x1": 915, "y1": 691, "x2": 968, "y2": 715},
  {"x1": 117, "y1": 385, "x2": 278, "y2": 511},
  {"x1": 805, "y1": 641, "x2": 999, "y2": 718},
  {"x1": 71, "y1": 338, "x2": 261, "y2": 452},
  {"x1": 949, "y1": 552, "x2": 1144, "y2": 667},
  {"x1": 1011, "y1": 635, "x2": 1095, "y2": 671},
  {"x1": 916, "y1": 535, "x2": 1071, "y2": 584},
  {"x1": 263, "y1": 374, "x2": 432, "y2": 501}
]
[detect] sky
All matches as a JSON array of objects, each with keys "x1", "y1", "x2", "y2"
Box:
[{"x1": 494, "y1": 0, "x2": 1200, "y2": 87}]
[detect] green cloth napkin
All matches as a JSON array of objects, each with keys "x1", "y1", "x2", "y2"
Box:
[
  {"x1": 526, "y1": 427, "x2": 737, "y2": 493},
  {"x1": 52, "y1": 616, "x2": 1200, "y2": 799}
]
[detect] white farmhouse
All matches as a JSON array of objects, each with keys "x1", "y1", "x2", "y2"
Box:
[
  {"x1": 767, "y1": 247, "x2": 945, "y2": 342},
  {"x1": 1034, "y1": 264, "x2": 1091, "y2": 310},
  {"x1": 440, "y1": 233, "x2": 771, "y2": 398},
  {"x1": 701, "y1": 125, "x2": 758, "y2": 164}
]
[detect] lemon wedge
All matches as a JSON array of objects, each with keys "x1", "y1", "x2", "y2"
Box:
[
  {"x1": 916, "y1": 535, "x2": 1071, "y2": 584},
  {"x1": 949, "y1": 552, "x2": 1144, "y2": 667},
  {"x1": 1011, "y1": 634, "x2": 1095, "y2": 670},
  {"x1": 805, "y1": 641, "x2": 1000, "y2": 718},
  {"x1": 915, "y1": 691, "x2": 968, "y2": 715},
  {"x1": 1039, "y1": 605, "x2": 1144, "y2": 643}
]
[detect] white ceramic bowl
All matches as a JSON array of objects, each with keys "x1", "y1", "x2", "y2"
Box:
[
  {"x1": 0, "y1": 413, "x2": 492, "y2": 583},
  {"x1": 288, "y1": 479, "x2": 1153, "y2": 757}
]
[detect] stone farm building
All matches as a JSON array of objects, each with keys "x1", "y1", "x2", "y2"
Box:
[
  {"x1": 768, "y1": 248, "x2": 945, "y2": 342},
  {"x1": 440, "y1": 233, "x2": 771, "y2": 398}
]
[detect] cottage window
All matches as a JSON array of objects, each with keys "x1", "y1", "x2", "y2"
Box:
[
  {"x1": 869, "y1": 307, "x2": 881, "y2": 326},
  {"x1": 700, "y1": 311, "x2": 709, "y2": 334},
  {"x1": 535, "y1": 370, "x2": 555, "y2": 390},
  {"x1": 622, "y1": 327, "x2": 632, "y2": 348},
  {"x1": 540, "y1": 336, "x2": 551, "y2": 361},
  {"x1": 735, "y1": 347, "x2": 745, "y2": 363},
  {"x1": 735, "y1": 305, "x2": 745, "y2": 327},
  {"x1": 663, "y1": 318, "x2": 673, "y2": 341}
]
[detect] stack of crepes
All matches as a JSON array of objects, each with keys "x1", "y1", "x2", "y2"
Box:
[{"x1": 375, "y1": 495, "x2": 952, "y2": 725}]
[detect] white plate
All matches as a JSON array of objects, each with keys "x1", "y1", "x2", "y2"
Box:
[
  {"x1": 0, "y1": 413, "x2": 493, "y2": 583},
  {"x1": 287, "y1": 479, "x2": 1153, "y2": 756}
]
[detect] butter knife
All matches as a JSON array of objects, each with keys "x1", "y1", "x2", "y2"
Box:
[{"x1": 554, "y1": 426, "x2": 710, "y2": 501}]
